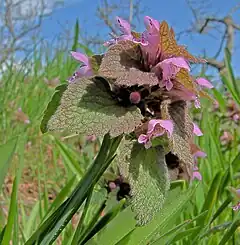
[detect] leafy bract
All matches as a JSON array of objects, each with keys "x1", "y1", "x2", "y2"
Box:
[
  {"x1": 117, "y1": 138, "x2": 170, "y2": 225},
  {"x1": 161, "y1": 100, "x2": 194, "y2": 179},
  {"x1": 41, "y1": 77, "x2": 143, "y2": 137},
  {"x1": 99, "y1": 40, "x2": 159, "y2": 86}
]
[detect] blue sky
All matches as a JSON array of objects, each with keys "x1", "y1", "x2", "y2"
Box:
[{"x1": 39, "y1": 0, "x2": 239, "y2": 77}]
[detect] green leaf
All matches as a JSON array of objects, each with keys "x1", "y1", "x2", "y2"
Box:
[
  {"x1": 55, "y1": 138, "x2": 83, "y2": 178},
  {"x1": 200, "y1": 171, "x2": 223, "y2": 224},
  {"x1": 71, "y1": 20, "x2": 80, "y2": 51},
  {"x1": 122, "y1": 186, "x2": 197, "y2": 245},
  {"x1": 41, "y1": 77, "x2": 142, "y2": 137},
  {"x1": 221, "y1": 49, "x2": 240, "y2": 105},
  {"x1": 152, "y1": 211, "x2": 208, "y2": 244},
  {"x1": 0, "y1": 137, "x2": 18, "y2": 191},
  {"x1": 212, "y1": 89, "x2": 226, "y2": 112},
  {"x1": 117, "y1": 139, "x2": 170, "y2": 225},
  {"x1": 224, "y1": 48, "x2": 240, "y2": 103},
  {"x1": 0, "y1": 227, "x2": 6, "y2": 244},
  {"x1": 86, "y1": 207, "x2": 136, "y2": 245},
  {"x1": 2, "y1": 178, "x2": 18, "y2": 245},
  {"x1": 40, "y1": 84, "x2": 68, "y2": 133},
  {"x1": 219, "y1": 216, "x2": 240, "y2": 245},
  {"x1": 210, "y1": 197, "x2": 232, "y2": 224},
  {"x1": 25, "y1": 134, "x2": 122, "y2": 245}
]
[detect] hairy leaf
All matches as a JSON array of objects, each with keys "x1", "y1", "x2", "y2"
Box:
[
  {"x1": 41, "y1": 77, "x2": 143, "y2": 137},
  {"x1": 116, "y1": 68, "x2": 159, "y2": 86},
  {"x1": 117, "y1": 138, "x2": 170, "y2": 225},
  {"x1": 40, "y1": 84, "x2": 68, "y2": 133},
  {"x1": 99, "y1": 40, "x2": 159, "y2": 86},
  {"x1": 161, "y1": 100, "x2": 194, "y2": 179}
]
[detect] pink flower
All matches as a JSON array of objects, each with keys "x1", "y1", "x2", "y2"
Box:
[
  {"x1": 144, "y1": 16, "x2": 160, "y2": 32},
  {"x1": 232, "y1": 202, "x2": 240, "y2": 211},
  {"x1": 195, "y1": 78, "x2": 214, "y2": 89},
  {"x1": 104, "y1": 17, "x2": 133, "y2": 46},
  {"x1": 233, "y1": 114, "x2": 240, "y2": 122},
  {"x1": 15, "y1": 107, "x2": 30, "y2": 124},
  {"x1": 192, "y1": 166, "x2": 202, "y2": 181},
  {"x1": 67, "y1": 52, "x2": 93, "y2": 83},
  {"x1": 193, "y1": 150, "x2": 207, "y2": 159},
  {"x1": 138, "y1": 119, "x2": 173, "y2": 149},
  {"x1": 191, "y1": 145, "x2": 206, "y2": 181},
  {"x1": 220, "y1": 131, "x2": 233, "y2": 145},
  {"x1": 193, "y1": 123, "x2": 203, "y2": 136},
  {"x1": 156, "y1": 57, "x2": 190, "y2": 91},
  {"x1": 86, "y1": 135, "x2": 97, "y2": 142}
]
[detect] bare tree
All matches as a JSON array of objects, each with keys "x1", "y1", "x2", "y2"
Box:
[
  {"x1": 184, "y1": 0, "x2": 240, "y2": 74},
  {"x1": 0, "y1": 0, "x2": 63, "y2": 68},
  {"x1": 80, "y1": 0, "x2": 146, "y2": 49}
]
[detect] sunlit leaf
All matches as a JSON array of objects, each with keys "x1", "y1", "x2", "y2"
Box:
[
  {"x1": 41, "y1": 77, "x2": 143, "y2": 137},
  {"x1": 117, "y1": 138, "x2": 170, "y2": 225}
]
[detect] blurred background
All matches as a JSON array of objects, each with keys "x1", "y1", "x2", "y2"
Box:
[{"x1": 0, "y1": 0, "x2": 240, "y2": 244}]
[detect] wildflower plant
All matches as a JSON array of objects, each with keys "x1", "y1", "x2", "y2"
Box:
[{"x1": 40, "y1": 16, "x2": 214, "y2": 225}]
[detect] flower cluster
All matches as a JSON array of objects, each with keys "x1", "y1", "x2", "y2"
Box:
[{"x1": 67, "y1": 15, "x2": 214, "y2": 181}]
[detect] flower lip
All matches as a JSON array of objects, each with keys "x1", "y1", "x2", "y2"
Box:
[
  {"x1": 193, "y1": 123, "x2": 203, "y2": 136},
  {"x1": 116, "y1": 16, "x2": 131, "y2": 35},
  {"x1": 70, "y1": 51, "x2": 89, "y2": 65},
  {"x1": 138, "y1": 119, "x2": 174, "y2": 149},
  {"x1": 195, "y1": 77, "x2": 214, "y2": 89}
]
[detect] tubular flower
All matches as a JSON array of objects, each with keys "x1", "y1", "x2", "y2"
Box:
[
  {"x1": 192, "y1": 149, "x2": 206, "y2": 181},
  {"x1": 193, "y1": 122, "x2": 203, "y2": 136},
  {"x1": 104, "y1": 17, "x2": 133, "y2": 46},
  {"x1": 67, "y1": 52, "x2": 93, "y2": 83},
  {"x1": 138, "y1": 119, "x2": 173, "y2": 149},
  {"x1": 103, "y1": 15, "x2": 213, "y2": 110}
]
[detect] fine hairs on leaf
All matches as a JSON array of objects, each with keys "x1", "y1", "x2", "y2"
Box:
[
  {"x1": 161, "y1": 100, "x2": 194, "y2": 179},
  {"x1": 41, "y1": 76, "x2": 143, "y2": 137},
  {"x1": 117, "y1": 138, "x2": 170, "y2": 225},
  {"x1": 99, "y1": 40, "x2": 159, "y2": 87}
]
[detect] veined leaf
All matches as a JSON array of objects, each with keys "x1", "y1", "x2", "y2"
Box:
[
  {"x1": 41, "y1": 77, "x2": 142, "y2": 137},
  {"x1": 117, "y1": 138, "x2": 170, "y2": 225}
]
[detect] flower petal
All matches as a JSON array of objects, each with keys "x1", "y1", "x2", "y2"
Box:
[
  {"x1": 159, "y1": 120, "x2": 174, "y2": 137},
  {"x1": 70, "y1": 51, "x2": 89, "y2": 65},
  {"x1": 166, "y1": 80, "x2": 173, "y2": 91},
  {"x1": 147, "y1": 119, "x2": 161, "y2": 134},
  {"x1": 193, "y1": 122, "x2": 203, "y2": 136},
  {"x1": 192, "y1": 171, "x2": 202, "y2": 181},
  {"x1": 163, "y1": 57, "x2": 190, "y2": 71},
  {"x1": 195, "y1": 78, "x2": 214, "y2": 89},
  {"x1": 116, "y1": 16, "x2": 131, "y2": 35},
  {"x1": 194, "y1": 150, "x2": 207, "y2": 159},
  {"x1": 138, "y1": 134, "x2": 148, "y2": 144},
  {"x1": 194, "y1": 98, "x2": 201, "y2": 109},
  {"x1": 144, "y1": 16, "x2": 160, "y2": 32}
]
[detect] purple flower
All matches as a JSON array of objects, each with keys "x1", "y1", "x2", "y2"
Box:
[
  {"x1": 144, "y1": 16, "x2": 160, "y2": 33},
  {"x1": 155, "y1": 57, "x2": 190, "y2": 91},
  {"x1": 104, "y1": 17, "x2": 133, "y2": 46},
  {"x1": 138, "y1": 119, "x2": 173, "y2": 149},
  {"x1": 191, "y1": 144, "x2": 206, "y2": 181},
  {"x1": 67, "y1": 52, "x2": 93, "y2": 83},
  {"x1": 193, "y1": 122, "x2": 203, "y2": 136},
  {"x1": 192, "y1": 166, "x2": 202, "y2": 181},
  {"x1": 195, "y1": 78, "x2": 214, "y2": 89},
  {"x1": 233, "y1": 114, "x2": 240, "y2": 122}
]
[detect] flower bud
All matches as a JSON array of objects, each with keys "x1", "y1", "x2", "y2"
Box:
[{"x1": 129, "y1": 91, "x2": 141, "y2": 104}]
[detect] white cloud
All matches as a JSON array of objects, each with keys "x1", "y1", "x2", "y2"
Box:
[{"x1": 10, "y1": 0, "x2": 65, "y2": 19}]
